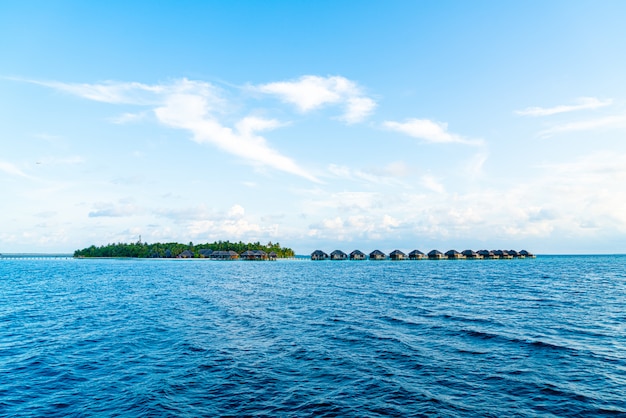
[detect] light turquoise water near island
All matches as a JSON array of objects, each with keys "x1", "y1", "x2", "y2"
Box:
[{"x1": 1, "y1": 255, "x2": 625, "y2": 416}]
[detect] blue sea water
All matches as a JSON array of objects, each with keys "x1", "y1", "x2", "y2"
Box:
[{"x1": 0, "y1": 255, "x2": 625, "y2": 417}]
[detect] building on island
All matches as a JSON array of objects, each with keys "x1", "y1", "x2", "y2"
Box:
[
  {"x1": 198, "y1": 249, "x2": 213, "y2": 258},
  {"x1": 178, "y1": 250, "x2": 194, "y2": 258},
  {"x1": 520, "y1": 250, "x2": 535, "y2": 258},
  {"x1": 241, "y1": 250, "x2": 268, "y2": 260},
  {"x1": 211, "y1": 250, "x2": 239, "y2": 260},
  {"x1": 350, "y1": 250, "x2": 367, "y2": 260}
]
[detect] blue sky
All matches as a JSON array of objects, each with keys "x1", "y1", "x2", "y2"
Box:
[{"x1": 2, "y1": 1, "x2": 626, "y2": 254}]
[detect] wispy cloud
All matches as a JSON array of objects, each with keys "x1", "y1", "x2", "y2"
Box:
[
  {"x1": 154, "y1": 95, "x2": 320, "y2": 182},
  {"x1": 26, "y1": 79, "x2": 165, "y2": 105},
  {"x1": 0, "y1": 161, "x2": 32, "y2": 178},
  {"x1": 515, "y1": 97, "x2": 612, "y2": 117},
  {"x1": 383, "y1": 118, "x2": 483, "y2": 146},
  {"x1": 88, "y1": 201, "x2": 142, "y2": 218},
  {"x1": 254, "y1": 75, "x2": 376, "y2": 124},
  {"x1": 327, "y1": 163, "x2": 408, "y2": 186},
  {"x1": 26, "y1": 78, "x2": 320, "y2": 182},
  {"x1": 538, "y1": 114, "x2": 626, "y2": 137},
  {"x1": 110, "y1": 111, "x2": 149, "y2": 124}
]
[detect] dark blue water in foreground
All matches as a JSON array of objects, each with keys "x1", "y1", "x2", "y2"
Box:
[{"x1": 1, "y1": 256, "x2": 625, "y2": 417}]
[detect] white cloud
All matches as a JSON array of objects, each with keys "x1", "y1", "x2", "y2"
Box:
[
  {"x1": 38, "y1": 156, "x2": 85, "y2": 165},
  {"x1": 29, "y1": 79, "x2": 165, "y2": 105},
  {"x1": 110, "y1": 111, "x2": 149, "y2": 124},
  {"x1": 0, "y1": 161, "x2": 30, "y2": 178},
  {"x1": 88, "y1": 202, "x2": 142, "y2": 218},
  {"x1": 515, "y1": 97, "x2": 612, "y2": 117},
  {"x1": 254, "y1": 75, "x2": 376, "y2": 123},
  {"x1": 228, "y1": 204, "x2": 245, "y2": 219},
  {"x1": 327, "y1": 163, "x2": 407, "y2": 186},
  {"x1": 30, "y1": 78, "x2": 319, "y2": 182},
  {"x1": 538, "y1": 114, "x2": 626, "y2": 137},
  {"x1": 154, "y1": 97, "x2": 320, "y2": 182},
  {"x1": 384, "y1": 118, "x2": 483, "y2": 146},
  {"x1": 421, "y1": 174, "x2": 445, "y2": 194}
]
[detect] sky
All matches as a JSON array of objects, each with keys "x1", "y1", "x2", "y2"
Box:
[{"x1": 2, "y1": 1, "x2": 626, "y2": 255}]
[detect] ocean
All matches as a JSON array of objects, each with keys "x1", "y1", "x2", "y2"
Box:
[{"x1": 1, "y1": 255, "x2": 624, "y2": 416}]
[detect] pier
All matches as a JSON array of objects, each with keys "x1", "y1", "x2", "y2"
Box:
[{"x1": 0, "y1": 254, "x2": 73, "y2": 260}]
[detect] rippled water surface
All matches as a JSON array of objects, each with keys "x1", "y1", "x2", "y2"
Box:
[{"x1": 1, "y1": 256, "x2": 625, "y2": 416}]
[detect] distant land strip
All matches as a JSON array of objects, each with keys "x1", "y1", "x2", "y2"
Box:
[{"x1": 73, "y1": 240, "x2": 294, "y2": 259}]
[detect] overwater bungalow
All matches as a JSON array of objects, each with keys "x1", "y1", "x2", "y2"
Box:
[
  {"x1": 409, "y1": 249, "x2": 425, "y2": 260},
  {"x1": 428, "y1": 250, "x2": 444, "y2": 260},
  {"x1": 211, "y1": 250, "x2": 239, "y2": 260},
  {"x1": 493, "y1": 250, "x2": 513, "y2": 259},
  {"x1": 330, "y1": 250, "x2": 348, "y2": 260},
  {"x1": 241, "y1": 250, "x2": 268, "y2": 260},
  {"x1": 268, "y1": 251, "x2": 277, "y2": 260},
  {"x1": 520, "y1": 250, "x2": 536, "y2": 258},
  {"x1": 350, "y1": 250, "x2": 366, "y2": 260},
  {"x1": 311, "y1": 250, "x2": 329, "y2": 260},
  {"x1": 445, "y1": 249, "x2": 465, "y2": 260},
  {"x1": 508, "y1": 249, "x2": 521, "y2": 258},
  {"x1": 240, "y1": 250, "x2": 256, "y2": 260},
  {"x1": 462, "y1": 249, "x2": 483, "y2": 259},
  {"x1": 369, "y1": 250, "x2": 386, "y2": 260},
  {"x1": 477, "y1": 249, "x2": 496, "y2": 259},
  {"x1": 389, "y1": 250, "x2": 407, "y2": 260}
]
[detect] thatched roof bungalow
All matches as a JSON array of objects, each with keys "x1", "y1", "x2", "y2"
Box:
[
  {"x1": 409, "y1": 249, "x2": 425, "y2": 260},
  {"x1": 330, "y1": 250, "x2": 348, "y2": 260},
  {"x1": 254, "y1": 250, "x2": 268, "y2": 260},
  {"x1": 211, "y1": 250, "x2": 239, "y2": 260},
  {"x1": 445, "y1": 249, "x2": 465, "y2": 259},
  {"x1": 428, "y1": 250, "x2": 444, "y2": 260},
  {"x1": 493, "y1": 250, "x2": 513, "y2": 259},
  {"x1": 268, "y1": 251, "x2": 277, "y2": 260},
  {"x1": 241, "y1": 250, "x2": 268, "y2": 260},
  {"x1": 240, "y1": 250, "x2": 255, "y2": 260},
  {"x1": 311, "y1": 250, "x2": 329, "y2": 260},
  {"x1": 369, "y1": 250, "x2": 386, "y2": 260},
  {"x1": 477, "y1": 250, "x2": 496, "y2": 259},
  {"x1": 508, "y1": 249, "x2": 521, "y2": 258},
  {"x1": 198, "y1": 248, "x2": 213, "y2": 258},
  {"x1": 461, "y1": 249, "x2": 482, "y2": 259},
  {"x1": 178, "y1": 249, "x2": 194, "y2": 259},
  {"x1": 389, "y1": 250, "x2": 407, "y2": 260},
  {"x1": 350, "y1": 250, "x2": 366, "y2": 260},
  {"x1": 520, "y1": 250, "x2": 535, "y2": 258}
]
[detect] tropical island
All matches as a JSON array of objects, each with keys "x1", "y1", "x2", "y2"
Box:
[{"x1": 73, "y1": 240, "x2": 295, "y2": 259}]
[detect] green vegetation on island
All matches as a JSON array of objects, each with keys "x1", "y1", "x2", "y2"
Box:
[{"x1": 73, "y1": 240, "x2": 295, "y2": 259}]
